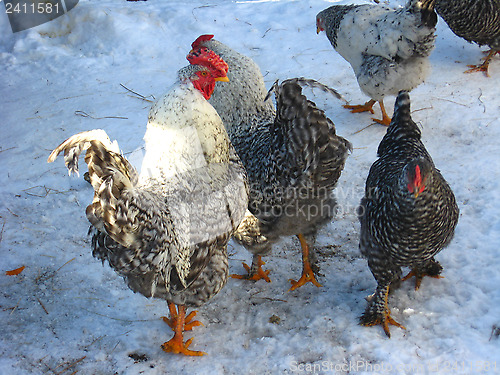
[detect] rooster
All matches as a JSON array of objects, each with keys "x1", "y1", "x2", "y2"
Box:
[
  {"x1": 47, "y1": 49, "x2": 248, "y2": 356},
  {"x1": 435, "y1": 0, "x2": 500, "y2": 76},
  {"x1": 316, "y1": 0, "x2": 437, "y2": 125},
  {"x1": 358, "y1": 91, "x2": 459, "y2": 337},
  {"x1": 190, "y1": 35, "x2": 351, "y2": 291}
]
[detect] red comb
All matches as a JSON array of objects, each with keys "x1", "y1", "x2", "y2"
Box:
[
  {"x1": 187, "y1": 48, "x2": 229, "y2": 77},
  {"x1": 191, "y1": 34, "x2": 214, "y2": 49}
]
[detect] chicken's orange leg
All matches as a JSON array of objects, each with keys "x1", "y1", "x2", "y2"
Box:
[
  {"x1": 465, "y1": 49, "x2": 499, "y2": 77},
  {"x1": 373, "y1": 100, "x2": 391, "y2": 126},
  {"x1": 361, "y1": 286, "x2": 406, "y2": 338},
  {"x1": 401, "y1": 269, "x2": 443, "y2": 291},
  {"x1": 161, "y1": 303, "x2": 206, "y2": 356},
  {"x1": 343, "y1": 99, "x2": 391, "y2": 126},
  {"x1": 343, "y1": 99, "x2": 376, "y2": 114},
  {"x1": 162, "y1": 302, "x2": 203, "y2": 331},
  {"x1": 288, "y1": 234, "x2": 322, "y2": 291},
  {"x1": 230, "y1": 255, "x2": 271, "y2": 282}
]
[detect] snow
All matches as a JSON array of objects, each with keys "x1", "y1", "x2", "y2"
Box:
[{"x1": 1, "y1": 0, "x2": 499, "y2": 373}]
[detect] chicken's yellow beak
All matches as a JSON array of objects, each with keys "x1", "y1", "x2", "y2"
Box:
[{"x1": 215, "y1": 76, "x2": 230, "y2": 82}]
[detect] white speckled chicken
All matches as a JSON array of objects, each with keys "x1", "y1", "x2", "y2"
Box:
[
  {"x1": 358, "y1": 91, "x2": 459, "y2": 337},
  {"x1": 435, "y1": 0, "x2": 500, "y2": 76},
  {"x1": 316, "y1": 0, "x2": 437, "y2": 125},
  {"x1": 47, "y1": 49, "x2": 248, "y2": 356},
  {"x1": 190, "y1": 35, "x2": 351, "y2": 291}
]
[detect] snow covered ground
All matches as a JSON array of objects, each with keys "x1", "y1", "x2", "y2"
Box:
[{"x1": 1, "y1": 0, "x2": 499, "y2": 373}]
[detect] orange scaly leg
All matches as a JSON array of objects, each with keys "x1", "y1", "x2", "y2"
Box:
[
  {"x1": 373, "y1": 100, "x2": 391, "y2": 126},
  {"x1": 360, "y1": 286, "x2": 406, "y2": 338},
  {"x1": 288, "y1": 234, "x2": 322, "y2": 292},
  {"x1": 401, "y1": 269, "x2": 444, "y2": 291},
  {"x1": 343, "y1": 99, "x2": 391, "y2": 126},
  {"x1": 343, "y1": 99, "x2": 376, "y2": 114},
  {"x1": 161, "y1": 303, "x2": 206, "y2": 356},
  {"x1": 162, "y1": 302, "x2": 203, "y2": 331},
  {"x1": 230, "y1": 255, "x2": 271, "y2": 282},
  {"x1": 465, "y1": 49, "x2": 499, "y2": 77}
]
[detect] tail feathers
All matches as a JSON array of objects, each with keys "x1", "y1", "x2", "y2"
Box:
[
  {"x1": 388, "y1": 90, "x2": 421, "y2": 136},
  {"x1": 273, "y1": 78, "x2": 351, "y2": 189},
  {"x1": 265, "y1": 77, "x2": 346, "y2": 103},
  {"x1": 291, "y1": 78, "x2": 346, "y2": 102},
  {"x1": 264, "y1": 79, "x2": 279, "y2": 102},
  {"x1": 86, "y1": 183, "x2": 140, "y2": 249},
  {"x1": 47, "y1": 129, "x2": 121, "y2": 176},
  {"x1": 378, "y1": 90, "x2": 422, "y2": 156},
  {"x1": 391, "y1": 90, "x2": 413, "y2": 126},
  {"x1": 82, "y1": 139, "x2": 138, "y2": 193},
  {"x1": 49, "y1": 130, "x2": 139, "y2": 244}
]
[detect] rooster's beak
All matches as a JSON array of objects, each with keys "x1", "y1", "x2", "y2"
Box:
[
  {"x1": 215, "y1": 76, "x2": 230, "y2": 82},
  {"x1": 316, "y1": 26, "x2": 321, "y2": 34}
]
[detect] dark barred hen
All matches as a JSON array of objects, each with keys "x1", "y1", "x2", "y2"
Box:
[
  {"x1": 435, "y1": 0, "x2": 500, "y2": 76},
  {"x1": 47, "y1": 50, "x2": 248, "y2": 356},
  {"x1": 358, "y1": 91, "x2": 459, "y2": 337},
  {"x1": 316, "y1": 0, "x2": 437, "y2": 125},
  {"x1": 190, "y1": 35, "x2": 351, "y2": 291}
]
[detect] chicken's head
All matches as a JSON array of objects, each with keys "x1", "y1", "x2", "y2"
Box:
[
  {"x1": 186, "y1": 48, "x2": 229, "y2": 100},
  {"x1": 316, "y1": 15, "x2": 325, "y2": 34},
  {"x1": 188, "y1": 47, "x2": 229, "y2": 75}
]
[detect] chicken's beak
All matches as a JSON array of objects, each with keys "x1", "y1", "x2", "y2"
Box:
[
  {"x1": 316, "y1": 26, "x2": 321, "y2": 34},
  {"x1": 215, "y1": 76, "x2": 230, "y2": 82}
]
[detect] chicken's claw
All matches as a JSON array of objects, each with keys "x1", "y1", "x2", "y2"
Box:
[
  {"x1": 288, "y1": 234, "x2": 323, "y2": 291},
  {"x1": 464, "y1": 49, "x2": 499, "y2": 77},
  {"x1": 360, "y1": 309, "x2": 406, "y2": 338},
  {"x1": 161, "y1": 336, "x2": 206, "y2": 356},
  {"x1": 230, "y1": 255, "x2": 271, "y2": 282},
  {"x1": 401, "y1": 269, "x2": 443, "y2": 290},
  {"x1": 162, "y1": 307, "x2": 203, "y2": 331},
  {"x1": 360, "y1": 285, "x2": 406, "y2": 337},
  {"x1": 288, "y1": 267, "x2": 323, "y2": 291},
  {"x1": 161, "y1": 303, "x2": 205, "y2": 356},
  {"x1": 343, "y1": 100, "x2": 376, "y2": 114}
]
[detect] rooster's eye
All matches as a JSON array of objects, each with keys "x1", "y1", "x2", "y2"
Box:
[{"x1": 200, "y1": 71, "x2": 209, "y2": 77}]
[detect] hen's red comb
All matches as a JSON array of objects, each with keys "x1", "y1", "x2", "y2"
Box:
[
  {"x1": 187, "y1": 47, "x2": 229, "y2": 77},
  {"x1": 191, "y1": 34, "x2": 214, "y2": 49}
]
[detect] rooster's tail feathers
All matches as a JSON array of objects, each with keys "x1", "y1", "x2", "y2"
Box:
[
  {"x1": 265, "y1": 78, "x2": 346, "y2": 103},
  {"x1": 273, "y1": 78, "x2": 351, "y2": 189},
  {"x1": 377, "y1": 90, "x2": 422, "y2": 156},
  {"x1": 47, "y1": 130, "x2": 120, "y2": 176},
  {"x1": 48, "y1": 130, "x2": 139, "y2": 235},
  {"x1": 391, "y1": 90, "x2": 412, "y2": 126}
]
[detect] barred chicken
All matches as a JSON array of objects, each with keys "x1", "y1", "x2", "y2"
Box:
[
  {"x1": 435, "y1": 0, "x2": 500, "y2": 76},
  {"x1": 358, "y1": 91, "x2": 459, "y2": 337},
  {"x1": 316, "y1": 0, "x2": 437, "y2": 125},
  {"x1": 47, "y1": 49, "x2": 248, "y2": 356},
  {"x1": 190, "y1": 35, "x2": 351, "y2": 291}
]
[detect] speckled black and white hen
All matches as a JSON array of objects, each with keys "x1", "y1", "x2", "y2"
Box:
[
  {"x1": 190, "y1": 35, "x2": 352, "y2": 291},
  {"x1": 316, "y1": 0, "x2": 437, "y2": 125},
  {"x1": 435, "y1": 0, "x2": 500, "y2": 76},
  {"x1": 47, "y1": 49, "x2": 248, "y2": 356},
  {"x1": 358, "y1": 90, "x2": 459, "y2": 337}
]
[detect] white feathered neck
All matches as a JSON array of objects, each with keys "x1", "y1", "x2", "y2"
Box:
[{"x1": 139, "y1": 79, "x2": 230, "y2": 183}]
